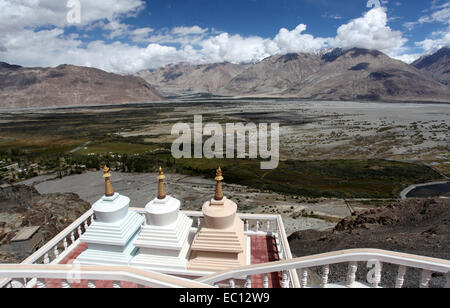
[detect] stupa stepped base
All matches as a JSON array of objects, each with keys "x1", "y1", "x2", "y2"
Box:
[
  {"x1": 133, "y1": 213, "x2": 193, "y2": 250},
  {"x1": 131, "y1": 235, "x2": 194, "y2": 272},
  {"x1": 75, "y1": 232, "x2": 140, "y2": 266},
  {"x1": 190, "y1": 218, "x2": 246, "y2": 253},
  {"x1": 80, "y1": 211, "x2": 145, "y2": 247},
  {"x1": 188, "y1": 218, "x2": 248, "y2": 272},
  {"x1": 131, "y1": 213, "x2": 193, "y2": 272},
  {"x1": 188, "y1": 250, "x2": 247, "y2": 272}
]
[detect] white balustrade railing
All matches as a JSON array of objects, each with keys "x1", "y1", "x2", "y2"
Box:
[
  {"x1": 0, "y1": 264, "x2": 212, "y2": 288},
  {"x1": 1, "y1": 207, "x2": 299, "y2": 288},
  {"x1": 0, "y1": 209, "x2": 95, "y2": 288},
  {"x1": 196, "y1": 249, "x2": 450, "y2": 288},
  {"x1": 2, "y1": 205, "x2": 450, "y2": 288},
  {"x1": 131, "y1": 208, "x2": 300, "y2": 287}
]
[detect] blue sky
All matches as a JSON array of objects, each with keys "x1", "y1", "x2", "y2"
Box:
[
  {"x1": 141, "y1": 0, "x2": 414, "y2": 37},
  {"x1": 0, "y1": 0, "x2": 449, "y2": 73}
]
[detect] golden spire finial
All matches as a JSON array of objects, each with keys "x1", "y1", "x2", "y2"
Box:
[
  {"x1": 214, "y1": 167, "x2": 224, "y2": 201},
  {"x1": 103, "y1": 166, "x2": 115, "y2": 197},
  {"x1": 157, "y1": 167, "x2": 166, "y2": 200}
]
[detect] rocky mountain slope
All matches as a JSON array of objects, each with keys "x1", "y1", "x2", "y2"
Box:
[
  {"x1": 412, "y1": 47, "x2": 450, "y2": 86},
  {"x1": 288, "y1": 197, "x2": 450, "y2": 288},
  {"x1": 0, "y1": 63, "x2": 163, "y2": 109},
  {"x1": 0, "y1": 182, "x2": 91, "y2": 263},
  {"x1": 137, "y1": 62, "x2": 249, "y2": 97},
  {"x1": 140, "y1": 48, "x2": 450, "y2": 102},
  {"x1": 281, "y1": 48, "x2": 449, "y2": 102},
  {"x1": 223, "y1": 53, "x2": 321, "y2": 96}
]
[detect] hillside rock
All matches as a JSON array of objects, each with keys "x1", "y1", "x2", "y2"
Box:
[
  {"x1": 286, "y1": 48, "x2": 449, "y2": 102},
  {"x1": 223, "y1": 53, "x2": 321, "y2": 96},
  {"x1": 412, "y1": 47, "x2": 450, "y2": 86},
  {"x1": 138, "y1": 62, "x2": 249, "y2": 97},
  {"x1": 0, "y1": 183, "x2": 91, "y2": 263},
  {"x1": 0, "y1": 63, "x2": 163, "y2": 109},
  {"x1": 288, "y1": 198, "x2": 450, "y2": 287},
  {"x1": 140, "y1": 48, "x2": 450, "y2": 102}
]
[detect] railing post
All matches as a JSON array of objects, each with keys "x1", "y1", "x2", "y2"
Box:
[
  {"x1": 112, "y1": 281, "x2": 121, "y2": 288},
  {"x1": 229, "y1": 279, "x2": 235, "y2": 288},
  {"x1": 372, "y1": 262, "x2": 382, "y2": 288},
  {"x1": 36, "y1": 278, "x2": 46, "y2": 289},
  {"x1": 197, "y1": 218, "x2": 201, "y2": 228},
  {"x1": 245, "y1": 220, "x2": 249, "y2": 232},
  {"x1": 346, "y1": 262, "x2": 358, "y2": 287},
  {"x1": 43, "y1": 253, "x2": 50, "y2": 264},
  {"x1": 11, "y1": 280, "x2": 25, "y2": 288},
  {"x1": 70, "y1": 231, "x2": 76, "y2": 244},
  {"x1": 88, "y1": 280, "x2": 97, "y2": 288},
  {"x1": 281, "y1": 271, "x2": 289, "y2": 288},
  {"x1": 61, "y1": 279, "x2": 71, "y2": 288},
  {"x1": 266, "y1": 221, "x2": 271, "y2": 233},
  {"x1": 77, "y1": 226, "x2": 82, "y2": 238},
  {"x1": 321, "y1": 265, "x2": 330, "y2": 288},
  {"x1": 300, "y1": 270, "x2": 308, "y2": 288},
  {"x1": 420, "y1": 270, "x2": 432, "y2": 288},
  {"x1": 245, "y1": 276, "x2": 252, "y2": 288},
  {"x1": 263, "y1": 274, "x2": 269, "y2": 288},
  {"x1": 53, "y1": 246, "x2": 60, "y2": 259},
  {"x1": 396, "y1": 266, "x2": 406, "y2": 289},
  {"x1": 63, "y1": 238, "x2": 68, "y2": 250},
  {"x1": 256, "y1": 221, "x2": 260, "y2": 233}
]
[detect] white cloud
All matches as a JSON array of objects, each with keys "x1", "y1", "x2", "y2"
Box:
[
  {"x1": 400, "y1": 1, "x2": 450, "y2": 54},
  {"x1": 172, "y1": 26, "x2": 208, "y2": 35},
  {"x1": 403, "y1": 2, "x2": 449, "y2": 30},
  {"x1": 273, "y1": 24, "x2": 328, "y2": 54},
  {"x1": 130, "y1": 27, "x2": 154, "y2": 43},
  {"x1": 391, "y1": 53, "x2": 422, "y2": 64},
  {"x1": 333, "y1": 7, "x2": 407, "y2": 53},
  {"x1": 199, "y1": 33, "x2": 273, "y2": 64},
  {"x1": 416, "y1": 28, "x2": 450, "y2": 51},
  {"x1": 0, "y1": 0, "x2": 145, "y2": 32},
  {"x1": 0, "y1": 2, "x2": 427, "y2": 72}
]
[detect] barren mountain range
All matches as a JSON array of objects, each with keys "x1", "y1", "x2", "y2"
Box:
[
  {"x1": 0, "y1": 47, "x2": 449, "y2": 109},
  {"x1": 137, "y1": 62, "x2": 250, "y2": 97},
  {"x1": 412, "y1": 47, "x2": 450, "y2": 86},
  {"x1": 141, "y1": 47, "x2": 450, "y2": 102},
  {"x1": 0, "y1": 63, "x2": 163, "y2": 109}
]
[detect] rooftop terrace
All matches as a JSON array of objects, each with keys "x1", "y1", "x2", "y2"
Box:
[{"x1": 0, "y1": 168, "x2": 449, "y2": 289}]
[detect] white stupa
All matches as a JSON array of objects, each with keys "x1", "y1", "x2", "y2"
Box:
[
  {"x1": 75, "y1": 167, "x2": 144, "y2": 266},
  {"x1": 131, "y1": 167, "x2": 193, "y2": 273}
]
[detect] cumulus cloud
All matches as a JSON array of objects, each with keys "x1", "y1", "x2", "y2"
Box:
[
  {"x1": 399, "y1": 1, "x2": 450, "y2": 54},
  {"x1": 0, "y1": 0, "x2": 145, "y2": 32},
  {"x1": 273, "y1": 24, "x2": 328, "y2": 54},
  {"x1": 416, "y1": 28, "x2": 450, "y2": 51},
  {"x1": 0, "y1": 2, "x2": 421, "y2": 73},
  {"x1": 333, "y1": 7, "x2": 407, "y2": 53},
  {"x1": 198, "y1": 33, "x2": 272, "y2": 64},
  {"x1": 391, "y1": 53, "x2": 422, "y2": 64},
  {"x1": 172, "y1": 26, "x2": 209, "y2": 36}
]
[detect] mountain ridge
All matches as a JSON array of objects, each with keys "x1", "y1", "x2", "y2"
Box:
[
  {"x1": 412, "y1": 47, "x2": 450, "y2": 86},
  {"x1": 0, "y1": 63, "x2": 163, "y2": 109},
  {"x1": 140, "y1": 48, "x2": 450, "y2": 102}
]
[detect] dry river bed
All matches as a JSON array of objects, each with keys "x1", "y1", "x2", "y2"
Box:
[{"x1": 119, "y1": 100, "x2": 450, "y2": 175}]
